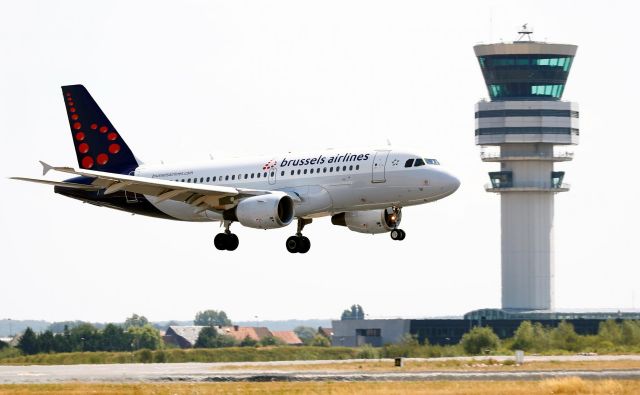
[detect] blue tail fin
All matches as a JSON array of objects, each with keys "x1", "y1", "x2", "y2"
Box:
[{"x1": 62, "y1": 85, "x2": 139, "y2": 174}]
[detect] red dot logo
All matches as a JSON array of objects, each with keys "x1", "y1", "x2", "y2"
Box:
[
  {"x1": 78, "y1": 143, "x2": 89, "y2": 153},
  {"x1": 96, "y1": 153, "x2": 109, "y2": 165},
  {"x1": 71, "y1": 114, "x2": 79, "y2": 120},
  {"x1": 75, "y1": 132, "x2": 85, "y2": 141},
  {"x1": 99, "y1": 126, "x2": 108, "y2": 133},
  {"x1": 81, "y1": 156, "x2": 94, "y2": 169},
  {"x1": 108, "y1": 143, "x2": 120, "y2": 154},
  {"x1": 69, "y1": 107, "x2": 76, "y2": 113},
  {"x1": 65, "y1": 92, "x2": 71, "y2": 97},
  {"x1": 68, "y1": 101, "x2": 74, "y2": 107},
  {"x1": 73, "y1": 122, "x2": 82, "y2": 130},
  {"x1": 90, "y1": 123, "x2": 98, "y2": 130},
  {"x1": 107, "y1": 132, "x2": 118, "y2": 141}
]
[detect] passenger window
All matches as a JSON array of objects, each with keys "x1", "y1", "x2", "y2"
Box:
[
  {"x1": 181, "y1": 179, "x2": 185, "y2": 182},
  {"x1": 343, "y1": 166, "x2": 346, "y2": 171},
  {"x1": 200, "y1": 177, "x2": 204, "y2": 182},
  {"x1": 281, "y1": 171, "x2": 284, "y2": 176},
  {"x1": 188, "y1": 178, "x2": 191, "y2": 183},
  {"x1": 206, "y1": 177, "x2": 210, "y2": 182},
  {"x1": 414, "y1": 158, "x2": 425, "y2": 167},
  {"x1": 356, "y1": 165, "x2": 359, "y2": 170},
  {"x1": 317, "y1": 168, "x2": 320, "y2": 173},
  {"x1": 270, "y1": 171, "x2": 274, "y2": 177},
  {"x1": 244, "y1": 174, "x2": 248, "y2": 179},
  {"x1": 405, "y1": 159, "x2": 414, "y2": 167},
  {"x1": 304, "y1": 169, "x2": 307, "y2": 174},
  {"x1": 291, "y1": 170, "x2": 294, "y2": 176},
  {"x1": 323, "y1": 168, "x2": 327, "y2": 173},
  {"x1": 251, "y1": 173, "x2": 254, "y2": 179},
  {"x1": 213, "y1": 176, "x2": 216, "y2": 182},
  {"x1": 310, "y1": 169, "x2": 314, "y2": 174},
  {"x1": 263, "y1": 172, "x2": 267, "y2": 177},
  {"x1": 257, "y1": 173, "x2": 260, "y2": 178},
  {"x1": 297, "y1": 169, "x2": 301, "y2": 175},
  {"x1": 225, "y1": 175, "x2": 229, "y2": 181},
  {"x1": 349, "y1": 165, "x2": 353, "y2": 171},
  {"x1": 330, "y1": 167, "x2": 333, "y2": 172}
]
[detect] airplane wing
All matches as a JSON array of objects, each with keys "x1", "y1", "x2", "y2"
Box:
[{"x1": 12, "y1": 162, "x2": 271, "y2": 213}]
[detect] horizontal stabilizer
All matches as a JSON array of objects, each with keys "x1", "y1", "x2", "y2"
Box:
[{"x1": 39, "y1": 160, "x2": 53, "y2": 176}]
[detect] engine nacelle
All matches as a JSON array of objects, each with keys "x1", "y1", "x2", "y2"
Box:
[
  {"x1": 331, "y1": 208, "x2": 402, "y2": 234},
  {"x1": 235, "y1": 193, "x2": 295, "y2": 229}
]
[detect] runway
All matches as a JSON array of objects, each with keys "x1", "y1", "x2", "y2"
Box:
[{"x1": 2, "y1": 356, "x2": 640, "y2": 384}]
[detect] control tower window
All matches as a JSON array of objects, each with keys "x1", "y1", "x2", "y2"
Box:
[
  {"x1": 489, "y1": 171, "x2": 513, "y2": 188},
  {"x1": 404, "y1": 159, "x2": 414, "y2": 167},
  {"x1": 414, "y1": 158, "x2": 425, "y2": 167}
]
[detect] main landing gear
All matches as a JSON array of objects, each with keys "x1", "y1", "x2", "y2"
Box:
[
  {"x1": 214, "y1": 221, "x2": 239, "y2": 251},
  {"x1": 286, "y1": 218, "x2": 312, "y2": 254},
  {"x1": 390, "y1": 228, "x2": 406, "y2": 241}
]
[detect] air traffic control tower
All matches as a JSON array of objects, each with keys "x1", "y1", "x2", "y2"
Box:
[{"x1": 474, "y1": 28, "x2": 578, "y2": 311}]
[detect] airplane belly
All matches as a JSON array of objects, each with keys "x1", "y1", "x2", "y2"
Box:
[{"x1": 144, "y1": 195, "x2": 212, "y2": 222}]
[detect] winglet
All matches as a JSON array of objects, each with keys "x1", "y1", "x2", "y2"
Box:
[{"x1": 39, "y1": 161, "x2": 53, "y2": 176}]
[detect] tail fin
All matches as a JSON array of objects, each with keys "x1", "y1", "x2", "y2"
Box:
[{"x1": 62, "y1": 85, "x2": 139, "y2": 174}]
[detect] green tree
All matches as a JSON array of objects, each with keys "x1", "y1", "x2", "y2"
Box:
[
  {"x1": 621, "y1": 320, "x2": 640, "y2": 346},
  {"x1": 194, "y1": 310, "x2": 231, "y2": 326},
  {"x1": 598, "y1": 320, "x2": 622, "y2": 345},
  {"x1": 309, "y1": 334, "x2": 331, "y2": 347},
  {"x1": 239, "y1": 335, "x2": 258, "y2": 347},
  {"x1": 52, "y1": 325, "x2": 72, "y2": 353},
  {"x1": 550, "y1": 321, "x2": 581, "y2": 351},
  {"x1": 259, "y1": 334, "x2": 284, "y2": 347},
  {"x1": 460, "y1": 326, "x2": 500, "y2": 355},
  {"x1": 340, "y1": 304, "x2": 365, "y2": 320},
  {"x1": 124, "y1": 314, "x2": 149, "y2": 329},
  {"x1": 18, "y1": 327, "x2": 39, "y2": 355},
  {"x1": 70, "y1": 323, "x2": 99, "y2": 352},
  {"x1": 128, "y1": 325, "x2": 163, "y2": 350},
  {"x1": 101, "y1": 324, "x2": 132, "y2": 351},
  {"x1": 37, "y1": 330, "x2": 55, "y2": 353},
  {"x1": 0, "y1": 340, "x2": 7, "y2": 350},
  {"x1": 294, "y1": 326, "x2": 316, "y2": 344},
  {"x1": 194, "y1": 326, "x2": 236, "y2": 348}
]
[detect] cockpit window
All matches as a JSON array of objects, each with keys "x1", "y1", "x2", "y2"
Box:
[
  {"x1": 404, "y1": 159, "x2": 414, "y2": 168},
  {"x1": 414, "y1": 158, "x2": 425, "y2": 167},
  {"x1": 425, "y1": 158, "x2": 440, "y2": 165}
]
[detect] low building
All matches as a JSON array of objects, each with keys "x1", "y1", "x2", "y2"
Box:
[
  {"x1": 318, "y1": 327, "x2": 333, "y2": 338},
  {"x1": 332, "y1": 319, "x2": 409, "y2": 347},
  {"x1": 164, "y1": 325, "x2": 302, "y2": 348}
]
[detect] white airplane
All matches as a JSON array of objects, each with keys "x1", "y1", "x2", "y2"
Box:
[{"x1": 12, "y1": 85, "x2": 460, "y2": 253}]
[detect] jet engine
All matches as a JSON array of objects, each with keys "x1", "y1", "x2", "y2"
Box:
[
  {"x1": 331, "y1": 207, "x2": 401, "y2": 234},
  {"x1": 234, "y1": 193, "x2": 295, "y2": 229}
]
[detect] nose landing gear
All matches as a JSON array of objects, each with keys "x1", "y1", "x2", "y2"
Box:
[
  {"x1": 286, "y1": 218, "x2": 312, "y2": 254},
  {"x1": 214, "y1": 221, "x2": 239, "y2": 251}
]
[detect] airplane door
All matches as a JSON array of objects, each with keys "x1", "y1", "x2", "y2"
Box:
[
  {"x1": 371, "y1": 150, "x2": 390, "y2": 183},
  {"x1": 268, "y1": 167, "x2": 277, "y2": 185}
]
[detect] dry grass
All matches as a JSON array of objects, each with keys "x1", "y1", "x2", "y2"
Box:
[
  {"x1": 1, "y1": 379, "x2": 639, "y2": 394},
  {"x1": 214, "y1": 358, "x2": 640, "y2": 372}
]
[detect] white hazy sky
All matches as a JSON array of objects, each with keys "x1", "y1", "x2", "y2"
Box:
[{"x1": 1, "y1": 0, "x2": 639, "y2": 323}]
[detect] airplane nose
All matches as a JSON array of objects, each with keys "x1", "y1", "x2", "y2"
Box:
[{"x1": 436, "y1": 170, "x2": 460, "y2": 196}]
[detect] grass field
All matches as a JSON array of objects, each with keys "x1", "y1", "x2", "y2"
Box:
[
  {"x1": 214, "y1": 358, "x2": 640, "y2": 372},
  {"x1": 1, "y1": 378, "x2": 638, "y2": 394}
]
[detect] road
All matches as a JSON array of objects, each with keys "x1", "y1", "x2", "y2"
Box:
[{"x1": 1, "y1": 355, "x2": 640, "y2": 384}]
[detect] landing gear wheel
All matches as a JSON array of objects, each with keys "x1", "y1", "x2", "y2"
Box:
[
  {"x1": 226, "y1": 233, "x2": 239, "y2": 251},
  {"x1": 299, "y1": 236, "x2": 311, "y2": 254},
  {"x1": 214, "y1": 233, "x2": 227, "y2": 250},
  {"x1": 286, "y1": 236, "x2": 300, "y2": 253},
  {"x1": 390, "y1": 229, "x2": 406, "y2": 241}
]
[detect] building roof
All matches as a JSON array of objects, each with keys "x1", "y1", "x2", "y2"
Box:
[
  {"x1": 318, "y1": 327, "x2": 333, "y2": 337},
  {"x1": 272, "y1": 331, "x2": 303, "y2": 345},
  {"x1": 166, "y1": 326, "x2": 206, "y2": 346},
  {"x1": 217, "y1": 326, "x2": 271, "y2": 342}
]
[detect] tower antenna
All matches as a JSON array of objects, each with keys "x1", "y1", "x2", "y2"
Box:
[{"x1": 517, "y1": 23, "x2": 533, "y2": 41}]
